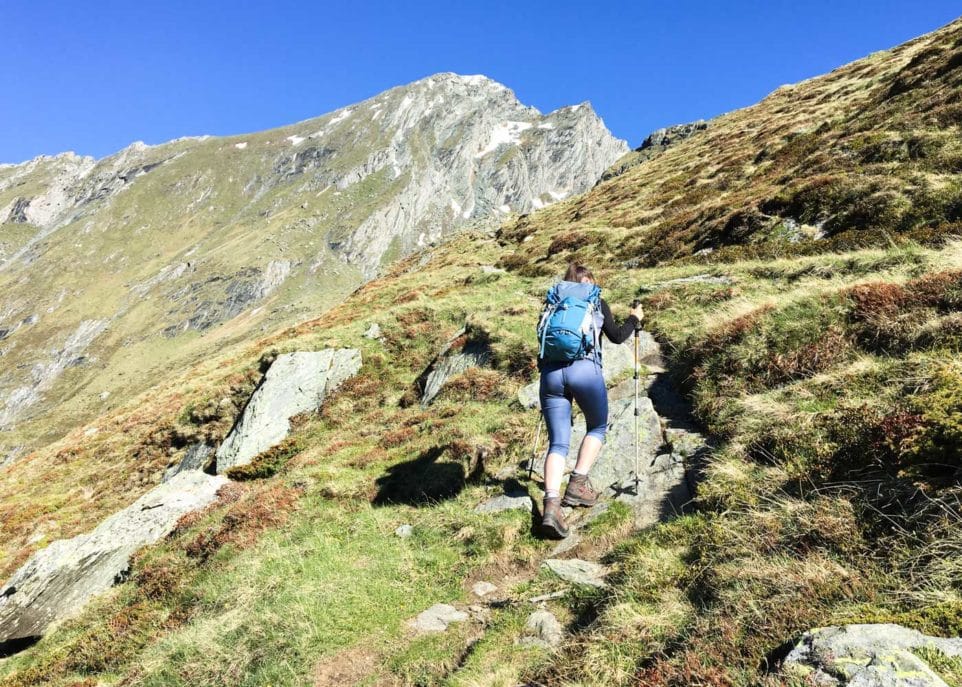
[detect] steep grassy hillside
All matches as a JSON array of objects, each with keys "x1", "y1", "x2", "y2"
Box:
[
  {"x1": 496, "y1": 16, "x2": 962, "y2": 272},
  {"x1": 2, "y1": 16, "x2": 962, "y2": 687}
]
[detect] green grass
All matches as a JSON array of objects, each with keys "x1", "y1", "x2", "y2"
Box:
[
  {"x1": 131, "y1": 500, "x2": 468, "y2": 686},
  {"x1": 914, "y1": 647, "x2": 962, "y2": 687},
  {"x1": 7, "y1": 235, "x2": 962, "y2": 686}
]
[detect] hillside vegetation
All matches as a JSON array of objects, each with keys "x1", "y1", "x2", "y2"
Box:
[{"x1": 2, "y1": 16, "x2": 962, "y2": 687}]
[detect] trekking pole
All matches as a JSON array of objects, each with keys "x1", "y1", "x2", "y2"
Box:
[
  {"x1": 528, "y1": 414, "x2": 543, "y2": 481},
  {"x1": 632, "y1": 299, "x2": 642, "y2": 492}
]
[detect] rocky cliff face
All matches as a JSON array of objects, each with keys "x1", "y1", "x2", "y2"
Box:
[{"x1": 0, "y1": 74, "x2": 626, "y2": 460}]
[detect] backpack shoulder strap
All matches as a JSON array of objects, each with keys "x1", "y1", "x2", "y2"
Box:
[
  {"x1": 587, "y1": 286, "x2": 603, "y2": 363},
  {"x1": 545, "y1": 284, "x2": 561, "y2": 305}
]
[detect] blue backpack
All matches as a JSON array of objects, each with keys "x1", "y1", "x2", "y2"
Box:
[{"x1": 537, "y1": 281, "x2": 603, "y2": 364}]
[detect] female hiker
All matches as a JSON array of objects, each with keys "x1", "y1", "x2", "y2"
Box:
[{"x1": 537, "y1": 263, "x2": 643, "y2": 539}]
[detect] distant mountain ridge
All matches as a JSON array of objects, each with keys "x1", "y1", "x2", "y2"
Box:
[{"x1": 0, "y1": 73, "x2": 627, "y2": 461}]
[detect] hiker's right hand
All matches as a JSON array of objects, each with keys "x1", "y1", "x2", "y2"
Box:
[{"x1": 630, "y1": 303, "x2": 644, "y2": 321}]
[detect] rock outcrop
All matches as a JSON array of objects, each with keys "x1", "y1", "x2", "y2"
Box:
[
  {"x1": 215, "y1": 349, "x2": 361, "y2": 473},
  {"x1": 0, "y1": 470, "x2": 227, "y2": 644},
  {"x1": 564, "y1": 397, "x2": 663, "y2": 488},
  {"x1": 417, "y1": 329, "x2": 492, "y2": 406},
  {"x1": 783, "y1": 624, "x2": 962, "y2": 686},
  {"x1": 639, "y1": 121, "x2": 709, "y2": 150},
  {"x1": 163, "y1": 442, "x2": 213, "y2": 481},
  {"x1": 601, "y1": 119, "x2": 709, "y2": 180}
]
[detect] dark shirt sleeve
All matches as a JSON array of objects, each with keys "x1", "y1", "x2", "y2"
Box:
[{"x1": 600, "y1": 299, "x2": 639, "y2": 344}]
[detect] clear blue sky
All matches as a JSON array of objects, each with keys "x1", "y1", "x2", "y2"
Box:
[{"x1": 1, "y1": 1, "x2": 959, "y2": 164}]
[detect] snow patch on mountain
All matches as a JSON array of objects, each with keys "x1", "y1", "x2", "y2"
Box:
[{"x1": 474, "y1": 121, "x2": 533, "y2": 158}]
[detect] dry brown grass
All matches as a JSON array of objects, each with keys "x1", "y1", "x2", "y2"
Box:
[{"x1": 184, "y1": 484, "x2": 300, "y2": 563}]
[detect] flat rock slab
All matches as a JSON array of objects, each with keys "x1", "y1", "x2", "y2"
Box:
[
  {"x1": 0, "y1": 470, "x2": 227, "y2": 643},
  {"x1": 566, "y1": 397, "x2": 664, "y2": 491},
  {"x1": 783, "y1": 624, "x2": 962, "y2": 686},
  {"x1": 216, "y1": 349, "x2": 361, "y2": 473},
  {"x1": 518, "y1": 609, "x2": 564, "y2": 648},
  {"x1": 550, "y1": 531, "x2": 582, "y2": 556},
  {"x1": 475, "y1": 493, "x2": 533, "y2": 514},
  {"x1": 517, "y1": 335, "x2": 660, "y2": 410},
  {"x1": 408, "y1": 603, "x2": 469, "y2": 633},
  {"x1": 612, "y1": 452, "x2": 692, "y2": 528},
  {"x1": 542, "y1": 558, "x2": 608, "y2": 588}
]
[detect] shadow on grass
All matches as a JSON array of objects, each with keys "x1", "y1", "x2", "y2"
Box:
[
  {"x1": 372, "y1": 446, "x2": 466, "y2": 506},
  {"x1": 0, "y1": 635, "x2": 40, "y2": 658}
]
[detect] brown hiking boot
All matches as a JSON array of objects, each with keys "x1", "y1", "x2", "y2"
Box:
[
  {"x1": 540, "y1": 497, "x2": 569, "y2": 539},
  {"x1": 562, "y1": 473, "x2": 599, "y2": 507}
]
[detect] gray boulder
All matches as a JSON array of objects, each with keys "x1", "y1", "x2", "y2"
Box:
[
  {"x1": 518, "y1": 609, "x2": 564, "y2": 648},
  {"x1": 475, "y1": 493, "x2": 533, "y2": 514},
  {"x1": 472, "y1": 581, "x2": 498, "y2": 598},
  {"x1": 408, "y1": 603, "x2": 469, "y2": 633},
  {"x1": 0, "y1": 470, "x2": 227, "y2": 644},
  {"x1": 517, "y1": 382, "x2": 541, "y2": 410},
  {"x1": 419, "y1": 330, "x2": 491, "y2": 406},
  {"x1": 542, "y1": 558, "x2": 608, "y2": 588},
  {"x1": 603, "y1": 332, "x2": 663, "y2": 379},
  {"x1": 783, "y1": 624, "x2": 962, "y2": 686},
  {"x1": 216, "y1": 349, "x2": 361, "y2": 473}
]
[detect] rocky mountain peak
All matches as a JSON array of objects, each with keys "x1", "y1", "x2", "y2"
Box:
[{"x1": 0, "y1": 73, "x2": 626, "y2": 460}]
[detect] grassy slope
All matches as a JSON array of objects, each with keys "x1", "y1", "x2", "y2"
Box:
[
  {"x1": 3, "y1": 16, "x2": 962, "y2": 687},
  {"x1": 0, "y1": 129, "x2": 367, "y2": 457},
  {"x1": 495, "y1": 15, "x2": 962, "y2": 273}
]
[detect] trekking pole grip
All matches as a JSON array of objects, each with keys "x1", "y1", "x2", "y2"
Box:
[{"x1": 631, "y1": 299, "x2": 643, "y2": 331}]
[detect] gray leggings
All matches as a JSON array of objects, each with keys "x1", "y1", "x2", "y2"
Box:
[{"x1": 539, "y1": 358, "x2": 609, "y2": 457}]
